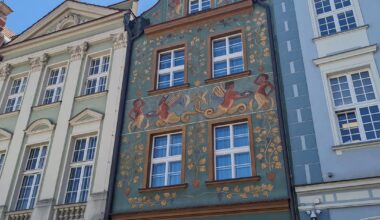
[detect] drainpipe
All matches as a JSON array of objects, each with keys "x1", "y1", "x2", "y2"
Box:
[
  {"x1": 104, "y1": 11, "x2": 150, "y2": 220},
  {"x1": 252, "y1": 0, "x2": 299, "y2": 220}
]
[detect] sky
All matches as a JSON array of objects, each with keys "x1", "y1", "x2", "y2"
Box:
[{"x1": 5, "y1": 0, "x2": 159, "y2": 35}]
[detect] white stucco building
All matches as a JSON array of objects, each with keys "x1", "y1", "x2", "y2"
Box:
[{"x1": 0, "y1": 1, "x2": 137, "y2": 219}]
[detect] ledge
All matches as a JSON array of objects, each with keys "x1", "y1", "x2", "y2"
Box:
[
  {"x1": 139, "y1": 183, "x2": 188, "y2": 193},
  {"x1": 313, "y1": 44, "x2": 377, "y2": 66},
  {"x1": 32, "y1": 101, "x2": 61, "y2": 111},
  {"x1": 313, "y1": 25, "x2": 369, "y2": 41},
  {"x1": 0, "y1": 110, "x2": 20, "y2": 119},
  {"x1": 332, "y1": 139, "x2": 380, "y2": 154},
  {"x1": 145, "y1": 0, "x2": 252, "y2": 36},
  {"x1": 205, "y1": 176, "x2": 261, "y2": 186},
  {"x1": 148, "y1": 83, "x2": 190, "y2": 96},
  {"x1": 75, "y1": 91, "x2": 108, "y2": 101},
  {"x1": 205, "y1": 70, "x2": 251, "y2": 84}
]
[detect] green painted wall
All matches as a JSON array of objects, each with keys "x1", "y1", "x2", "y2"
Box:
[
  {"x1": 72, "y1": 94, "x2": 107, "y2": 117},
  {"x1": 0, "y1": 115, "x2": 18, "y2": 132},
  {"x1": 29, "y1": 106, "x2": 60, "y2": 124},
  {"x1": 112, "y1": 0, "x2": 290, "y2": 217}
]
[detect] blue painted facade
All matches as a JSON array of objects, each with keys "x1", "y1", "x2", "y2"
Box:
[{"x1": 271, "y1": 0, "x2": 380, "y2": 219}]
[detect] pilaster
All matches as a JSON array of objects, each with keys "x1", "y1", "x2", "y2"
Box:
[
  {"x1": 0, "y1": 63, "x2": 12, "y2": 97},
  {"x1": 0, "y1": 54, "x2": 47, "y2": 215},
  {"x1": 36, "y1": 42, "x2": 89, "y2": 219}
]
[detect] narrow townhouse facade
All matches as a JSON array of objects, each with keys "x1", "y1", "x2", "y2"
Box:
[
  {"x1": 0, "y1": 1, "x2": 137, "y2": 219},
  {"x1": 109, "y1": 0, "x2": 294, "y2": 219},
  {"x1": 272, "y1": 0, "x2": 380, "y2": 219}
]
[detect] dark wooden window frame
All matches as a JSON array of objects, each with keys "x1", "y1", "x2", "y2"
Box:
[
  {"x1": 206, "y1": 115, "x2": 260, "y2": 186},
  {"x1": 148, "y1": 43, "x2": 190, "y2": 96},
  {"x1": 140, "y1": 126, "x2": 188, "y2": 192},
  {"x1": 206, "y1": 28, "x2": 251, "y2": 84}
]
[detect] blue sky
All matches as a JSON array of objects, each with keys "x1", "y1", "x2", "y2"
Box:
[{"x1": 6, "y1": 0, "x2": 158, "y2": 34}]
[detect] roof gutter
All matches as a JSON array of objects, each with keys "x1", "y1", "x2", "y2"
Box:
[
  {"x1": 104, "y1": 12, "x2": 150, "y2": 220},
  {"x1": 252, "y1": 0, "x2": 299, "y2": 219}
]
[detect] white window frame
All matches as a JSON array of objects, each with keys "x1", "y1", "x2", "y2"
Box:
[
  {"x1": 64, "y1": 136, "x2": 97, "y2": 204},
  {"x1": 15, "y1": 145, "x2": 47, "y2": 211},
  {"x1": 156, "y1": 48, "x2": 185, "y2": 89},
  {"x1": 0, "y1": 152, "x2": 5, "y2": 176},
  {"x1": 43, "y1": 66, "x2": 66, "y2": 105},
  {"x1": 308, "y1": 0, "x2": 364, "y2": 37},
  {"x1": 213, "y1": 122, "x2": 251, "y2": 180},
  {"x1": 327, "y1": 69, "x2": 380, "y2": 144},
  {"x1": 212, "y1": 33, "x2": 244, "y2": 78},
  {"x1": 85, "y1": 55, "x2": 110, "y2": 95},
  {"x1": 4, "y1": 76, "x2": 28, "y2": 113},
  {"x1": 189, "y1": 0, "x2": 211, "y2": 14},
  {"x1": 150, "y1": 132, "x2": 182, "y2": 188}
]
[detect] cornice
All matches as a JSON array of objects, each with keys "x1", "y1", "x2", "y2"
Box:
[{"x1": 67, "y1": 41, "x2": 89, "y2": 61}]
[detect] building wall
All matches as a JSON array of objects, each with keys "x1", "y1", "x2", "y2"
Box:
[{"x1": 111, "y1": 0, "x2": 291, "y2": 219}]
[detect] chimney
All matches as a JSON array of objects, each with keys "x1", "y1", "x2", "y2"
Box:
[{"x1": 0, "y1": 1, "x2": 13, "y2": 45}]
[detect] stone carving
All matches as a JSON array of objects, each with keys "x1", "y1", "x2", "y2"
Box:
[
  {"x1": 0, "y1": 63, "x2": 12, "y2": 79},
  {"x1": 48, "y1": 13, "x2": 88, "y2": 34},
  {"x1": 28, "y1": 53, "x2": 48, "y2": 72},
  {"x1": 67, "y1": 42, "x2": 89, "y2": 61},
  {"x1": 111, "y1": 32, "x2": 128, "y2": 50}
]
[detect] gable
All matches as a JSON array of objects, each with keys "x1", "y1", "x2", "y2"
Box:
[
  {"x1": 0, "y1": 129, "x2": 12, "y2": 141},
  {"x1": 25, "y1": 119, "x2": 55, "y2": 135},
  {"x1": 10, "y1": 1, "x2": 122, "y2": 44},
  {"x1": 70, "y1": 109, "x2": 103, "y2": 126}
]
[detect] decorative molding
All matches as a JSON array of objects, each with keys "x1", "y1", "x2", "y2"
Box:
[
  {"x1": 67, "y1": 41, "x2": 89, "y2": 61},
  {"x1": 28, "y1": 53, "x2": 49, "y2": 72},
  {"x1": 48, "y1": 13, "x2": 88, "y2": 34},
  {"x1": 25, "y1": 119, "x2": 55, "y2": 135},
  {"x1": 313, "y1": 44, "x2": 378, "y2": 66},
  {"x1": 111, "y1": 32, "x2": 128, "y2": 49},
  {"x1": 0, "y1": 128, "x2": 12, "y2": 141},
  {"x1": 69, "y1": 108, "x2": 103, "y2": 126},
  {"x1": 32, "y1": 101, "x2": 61, "y2": 111},
  {"x1": 0, "y1": 63, "x2": 12, "y2": 79},
  {"x1": 74, "y1": 91, "x2": 108, "y2": 102},
  {"x1": 0, "y1": 110, "x2": 20, "y2": 119},
  {"x1": 332, "y1": 140, "x2": 380, "y2": 155},
  {"x1": 112, "y1": 200, "x2": 289, "y2": 220}
]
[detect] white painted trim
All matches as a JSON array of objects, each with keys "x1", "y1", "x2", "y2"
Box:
[
  {"x1": 298, "y1": 199, "x2": 380, "y2": 211},
  {"x1": 0, "y1": 129, "x2": 12, "y2": 141},
  {"x1": 314, "y1": 45, "x2": 377, "y2": 66},
  {"x1": 32, "y1": 102, "x2": 61, "y2": 111},
  {"x1": 69, "y1": 109, "x2": 103, "y2": 126},
  {"x1": 25, "y1": 119, "x2": 55, "y2": 135},
  {"x1": 296, "y1": 178, "x2": 380, "y2": 193}
]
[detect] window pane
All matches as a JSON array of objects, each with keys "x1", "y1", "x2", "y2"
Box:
[
  {"x1": 11, "y1": 79, "x2": 21, "y2": 95},
  {"x1": 213, "y1": 60, "x2": 227, "y2": 78},
  {"x1": 159, "y1": 52, "x2": 171, "y2": 70},
  {"x1": 48, "y1": 69, "x2": 59, "y2": 86},
  {"x1": 79, "y1": 166, "x2": 92, "y2": 202},
  {"x1": 314, "y1": 0, "x2": 332, "y2": 14},
  {"x1": 360, "y1": 106, "x2": 380, "y2": 140},
  {"x1": 190, "y1": 0, "x2": 199, "y2": 13},
  {"x1": 98, "y1": 76, "x2": 107, "y2": 92},
  {"x1": 73, "y1": 139, "x2": 86, "y2": 162},
  {"x1": 168, "y1": 161, "x2": 181, "y2": 185},
  {"x1": 65, "y1": 167, "x2": 82, "y2": 204},
  {"x1": 235, "y1": 153, "x2": 251, "y2": 178},
  {"x1": 201, "y1": 0, "x2": 211, "y2": 10},
  {"x1": 173, "y1": 71, "x2": 184, "y2": 86},
  {"x1": 16, "y1": 174, "x2": 40, "y2": 210},
  {"x1": 338, "y1": 10, "x2": 357, "y2": 31},
  {"x1": 158, "y1": 74, "x2": 171, "y2": 89},
  {"x1": 101, "y1": 56, "x2": 110, "y2": 73},
  {"x1": 86, "y1": 79, "x2": 97, "y2": 95},
  {"x1": 233, "y1": 123, "x2": 249, "y2": 147},
  {"x1": 318, "y1": 16, "x2": 336, "y2": 36},
  {"x1": 213, "y1": 39, "x2": 227, "y2": 57},
  {"x1": 351, "y1": 71, "x2": 376, "y2": 102},
  {"x1": 153, "y1": 136, "x2": 167, "y2": 158},
  {"x1": 215, "y1": 126, "x2": 230, "y2": 150},
  {"x1": 334, "y1": 0, "x2": 351, "y2": 9},
  {"x1": 216, "y1": 155, "x2": 232, "y2": 180},
  {"x1": 330, "y1": 76, "x2": 352, "y2": 106},
  {"x1": 89, "y1": 58, "x2": 100, "y2": 75},
  {"x1": 230, "y1": 57, "x2": 243, "y2": 74},
  {"x1": 151, "y1": 163, "x2": 166, "y2": 187},
  {"x1": 0, "y1": 153, "x2": 5, "y2": 173},
  {"x1": 86, "y1": 137, "x2": 97, "y2": 161},
  {"x1": 229, "y1": 36, "x2": 242, "y2": 54},
  {"x1": 337, "y1": 111, "x2": 361, "y2": 143},
  {"x1": 59, "y1": 67, "x2": 66, "y2": 83},
  {"x1": 170, "y1": 134, "x2": 182, "y2": 156},
  {"x1": 174, "y1": 50, "x2": 184, "y2": 67}
]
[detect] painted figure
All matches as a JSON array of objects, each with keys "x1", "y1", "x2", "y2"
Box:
[
  {"x1": 254, "y1": 73, "x2": 274, "y2": 109},
  {"x1": 168, "y1": 0, "x2": 182, "y2": 19},
  {"x1": 128, "y1": 98, "x2": 146, "y2": 131},
  {"x1": 199, "y1": 81, "x2": 251, "y2": 118}
]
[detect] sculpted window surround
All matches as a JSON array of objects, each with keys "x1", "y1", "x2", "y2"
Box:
[
  {"x1": 206, "y1": 116, "x2": 259, "y2": 185},
  {"x1": 141, "y1": 127, "x2": 187, "y2": 192}
]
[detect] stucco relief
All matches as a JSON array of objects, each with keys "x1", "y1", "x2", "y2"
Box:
[
  {"x1": 47, "y1": 13, "x2": 88, "y2": 34},
  {"x1": 28, "y1": 53, "x2": 48, "y2": 72},
  {"x1": 67, "y1": 41, "x2": 89, "y2": 61},
  {"x1": 0, "y1": 63, "x2": 12, "y2": 79}
]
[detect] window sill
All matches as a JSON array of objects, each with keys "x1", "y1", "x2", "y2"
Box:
[
  {"x1": 332, "y1": 139, "x2": 380, "y2": 155},
  {"x1": 139, "y1": 183, "x2": 188, "y2": 193},
  {"x1": 148, "y1": 83, "x2": 190, "y2": 96},
  {"x1": 205, "y1": 70, "x2": 251, "y2": 85},
  {"x1": 313, "y1": 25, "x2": 369, "y2": 41},
  {"x1": 205, "y1": 176, "x2": 261, "y2": 186},
  {"x1": 33, "y1": 101, "x2": 61, "y2": 111},
  {"x1": 75, "y1": 91, "x2": 108, "y2": 101},
  {"x1": 0, "y1": 110, "x2": 20, "y2": 119}
]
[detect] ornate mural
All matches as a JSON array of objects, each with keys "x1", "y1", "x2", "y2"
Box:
[{"x1": 112, "y1": 1, "x2": 289, "y2": 216}]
